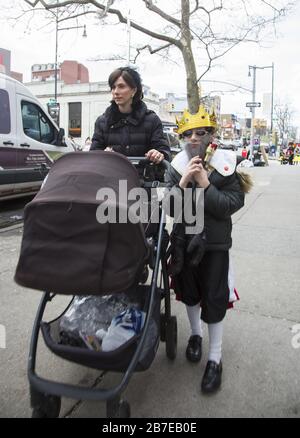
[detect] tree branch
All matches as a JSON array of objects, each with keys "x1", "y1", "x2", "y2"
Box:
[
  {"x1": 24, "y1": 0, "x2": 181, "y2": 46},
  {"x1": 142, "y1": 0, "x2": 181, "y2": 28},
  {"x1": 133, "y1": 42, "x2": 172, "y2": 63},
  {"x1": 11, "y1": 6, "x2": 55, "y2": 21},
  {"x1": 190, "y1": 0, "x2": 199, "y2": 15},
  {"x1": 133, "y1": 43, "x2": 181, "y2": 67},
  {"x1": 195, "y1": 2, "x2": 288, "y2": 83},
  {"x1": 260, "y1": 0, "x2": 284, "y2": 14},
  {"x1": 57, "y1": 10, "x2": 99, "y2": 23},
  {"x1": 190, "y1": 0, "x2": 223, "y2": 17}
]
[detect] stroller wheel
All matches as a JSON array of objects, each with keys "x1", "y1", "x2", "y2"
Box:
[
  {"x1": 106, "y1": 399, "x2": 131, "y2": 418},
  {"x1": 160, "y1": 313, "x2": 166, "y2": 342},
  {"x1": 31, "y1": 393, "x2": 61, "y2": 418},
  {"x1": 165, "y1": 316, "x2": 177, "y2": 360},
  {"x1": 32, "y1": 408, "x2": 48, "y2": 418}
]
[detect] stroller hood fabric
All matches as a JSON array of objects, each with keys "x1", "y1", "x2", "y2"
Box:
[{"x1": 14, "y1": 151, "x2": 149, "y2": 295}]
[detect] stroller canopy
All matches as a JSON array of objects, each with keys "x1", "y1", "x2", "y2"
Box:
[{"x1": 15, "y1": 151, "x2": 149, "y2": 296}]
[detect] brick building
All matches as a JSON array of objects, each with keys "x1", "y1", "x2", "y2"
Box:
[
  {"x1": 31, "y1": 60, "x2": 89, "y2": 84},
  {"x1": 220, "y1": 114, "x2": 239, "y2": 140},
  {"x1": 0, "y1": 48, "x2": 23, "y2": 82}
]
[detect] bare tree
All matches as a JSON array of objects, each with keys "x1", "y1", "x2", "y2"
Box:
[
  {"x1": 22, "y1": 0, "x2": 294, "y2": 112},
  {"x1": 289, "y1": 126, "x2": 298, "y2": 141},
  {"x1": 274, "y1": 103, "x2": 295, "y2": 145}
]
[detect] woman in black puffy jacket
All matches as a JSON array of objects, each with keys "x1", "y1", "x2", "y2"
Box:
[{"x1": 90, "y1": 67, "x2": 170, "y2": 162}]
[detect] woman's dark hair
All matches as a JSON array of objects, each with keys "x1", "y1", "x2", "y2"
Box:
[{"x1": 108, "y1": 67, "x2": 143, "y2": 107}]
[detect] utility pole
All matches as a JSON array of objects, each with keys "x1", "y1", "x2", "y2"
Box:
[
  {"x1": 270, "y1": 62, "x2": 275, "y2": 133},
  {"x1": 249, "y1": 65, "x2": 257, "y2": 160},
  {"x1": 248, "y1": 63, "x2": 274, "y2": 164},
  {"x1": 54, "y1": 0, "x2": 59, "y2": 102}
]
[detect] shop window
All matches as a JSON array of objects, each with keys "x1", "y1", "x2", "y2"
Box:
[{"x1": 68, "y1": 102, "x2": 82, "y2": 138}]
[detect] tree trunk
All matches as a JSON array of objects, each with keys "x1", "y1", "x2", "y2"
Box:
[
  {"x1": 180, "y1": 0, "x2": 199, "y2": 113},
  {"x1": 181, "y1": 45, "x2": 200, "y2": 113},
  {"x1": 260, "y1": 145, "x2": 269, "y2": 166}
]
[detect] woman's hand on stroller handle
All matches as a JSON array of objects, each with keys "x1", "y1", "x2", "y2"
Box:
[
  {"x1": 127, "y1": 156, "x2": 169, "y2": 170},
  {"x1": 145, "y1": 149, "x2": 164, "y2": 164}
]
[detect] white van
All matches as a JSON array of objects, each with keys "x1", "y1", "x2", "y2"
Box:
[{"x1": 0, "y1": 73, "x2": 75, "y2": 200}]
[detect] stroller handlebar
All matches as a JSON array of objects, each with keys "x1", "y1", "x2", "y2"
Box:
[{"x1": 127, "y1": 156, "x2": 170, "y2": 171}]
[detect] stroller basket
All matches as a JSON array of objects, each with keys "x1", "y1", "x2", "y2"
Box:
[{"x1": 41, "y1": 285, "x2": 161, "y2": 373}]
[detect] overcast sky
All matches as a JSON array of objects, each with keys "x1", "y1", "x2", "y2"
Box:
[{"x1": 1, "y1": 0, "x2": 300, "y2": 132}]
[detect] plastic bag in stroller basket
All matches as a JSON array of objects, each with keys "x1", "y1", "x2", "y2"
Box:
[
  {"x1": 59, "y1": 293, "x2": 145, "y2": 351},
  {"x1": 41, "y1": 285, "x2": 161, "y2": 372}
]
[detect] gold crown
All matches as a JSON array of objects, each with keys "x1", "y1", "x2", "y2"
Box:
[{"x1": 175, "y1": 105, "x2": 217, "y2": 134}]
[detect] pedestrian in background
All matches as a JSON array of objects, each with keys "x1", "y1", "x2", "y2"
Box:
[
  {"x1": 241, "y1": 145, "x2": 248, "y2": 159},
  {"x1": 287, "y1": 142, "x2": 294, "y2": 165}
]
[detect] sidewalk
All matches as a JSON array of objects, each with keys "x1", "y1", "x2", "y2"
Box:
[{"x1": 0, "y1": 160, "x2": 299, "y2": 418}]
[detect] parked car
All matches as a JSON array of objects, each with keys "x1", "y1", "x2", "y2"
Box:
[
  {"x1": 162, "y1": 121, "x2": 177, "y2": 134},
  {"x1": 163, "y1": 131, "x2": 182, "y2": 157},
  {"x1": 231, "y1": 139, "x2": 242, "y2": 150},
  {"x1": 218, "y1": 141, "x2": 236, "y2": 151},
  {"x1": 0, "y1": 73, "x2": 75, "y2": 200}
]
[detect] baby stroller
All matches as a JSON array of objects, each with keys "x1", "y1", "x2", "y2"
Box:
[{"x1": 14, "y1": 151, "x2": 177, "y2": 418}]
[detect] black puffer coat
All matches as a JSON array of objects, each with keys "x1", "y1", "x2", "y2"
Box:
[
  {"x1": 90, "y1": 101, "x2": 171, "y2": 161},
  {"x1": 165, "y1": 163, "x2": 245, "y2": 251}
]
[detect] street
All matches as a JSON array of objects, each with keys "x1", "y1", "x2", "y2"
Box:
[
  {"x1": 0, "y1": 160, "x2": 299, "y2": 418},
  {"x1": 0, "y1": 196, "x2": 34, "y2": 230}
]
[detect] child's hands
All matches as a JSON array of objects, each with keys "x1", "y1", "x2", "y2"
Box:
[{"x1": 179, "y1": 157, "x2": 210, "y2": 189}]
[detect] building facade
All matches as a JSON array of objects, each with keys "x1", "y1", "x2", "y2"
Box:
[
  {"x1": 253, "y1": 118, "x2": 268, "y2": 137},
  {"x1": 238, "y1": 118, "x2": 252, "y2": 141},
  {"x1": 31, "y1": 60, "x2": 89, "y2": 84},
  {"x1": 0, "y1": 48, "x2": 23, "y2": 82},
  {"x1": 220, "y1": 114, "x2": 239, "y2": 140},
  {"x1": 159, "y1": 93, "x2": 221, "y2": 127}
]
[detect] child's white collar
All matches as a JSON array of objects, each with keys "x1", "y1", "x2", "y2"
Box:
[{"x1": 171, "y1": 149, "x2": 237, "y2": 177}]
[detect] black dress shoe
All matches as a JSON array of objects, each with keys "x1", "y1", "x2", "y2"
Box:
[
  {"x1": 201, "y1": 360, "x2": 222, "y2": 393},
  {"x1": 186, "y1": 335, "x2": 202, "y2": 362}
]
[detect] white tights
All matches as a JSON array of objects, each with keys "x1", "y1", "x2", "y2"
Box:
[{"x1": 185, "y1": 304, "x2": 223, "y2": 364}]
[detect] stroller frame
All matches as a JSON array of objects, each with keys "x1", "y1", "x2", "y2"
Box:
[{"x1": 27, "y1": 157, "x2": 177, "y2": 418}]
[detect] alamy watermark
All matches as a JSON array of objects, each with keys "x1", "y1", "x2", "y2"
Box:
[
  {"x1": 0, "y1": 324, "x2": 6, "y2": 349},
  {"x1": 291, "y1": 324, "x2": 300, "y2": 349},
  {"x1": 95, "y1": 181, "x2": 204, "y2": 234}
]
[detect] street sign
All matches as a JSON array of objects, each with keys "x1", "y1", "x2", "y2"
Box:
[{"x1": 246, "y1": 102, "x2": 261, "y2": 108}]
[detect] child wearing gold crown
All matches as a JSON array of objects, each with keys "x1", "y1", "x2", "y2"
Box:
[{"x1": 165, "y1": 105, "x2": 252, "y2": 394}]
